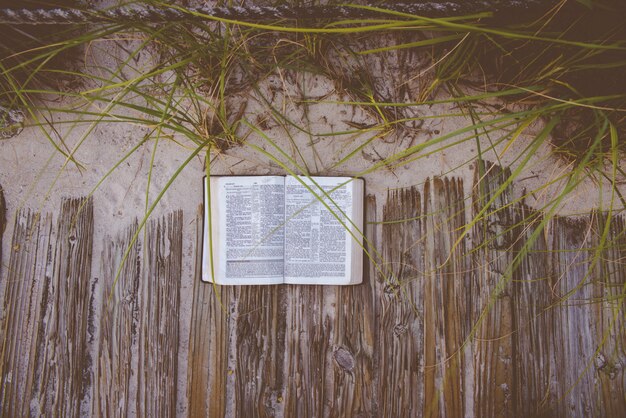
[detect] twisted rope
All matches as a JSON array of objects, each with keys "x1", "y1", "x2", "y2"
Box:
[{"x1": 0, "y1": 1, "x2": 546, "y2": 25}]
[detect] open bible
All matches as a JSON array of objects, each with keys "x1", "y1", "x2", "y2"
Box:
[{"x1": 202, "y1": 176, "x2": 364, "y2": 285}]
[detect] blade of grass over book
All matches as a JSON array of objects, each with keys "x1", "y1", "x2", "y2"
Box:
[
  {"x1": 283, "y1": 176, "x2": 364, "y2": 285},
  {"x1": 202, "y1": 175, "x2": 364, "y2": 285}
]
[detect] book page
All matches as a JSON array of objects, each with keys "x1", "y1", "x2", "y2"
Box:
[
  {"x1": 283, "y1": 176, "x2": 362, "y2": 285},
  {"x1": 203, "y1": 176, "x2": 285, "y2": 285}
]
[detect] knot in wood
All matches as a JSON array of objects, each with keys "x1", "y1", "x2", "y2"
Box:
[
  {"x1": 333, "y1": 347, "x2": 355, "y2": 373},
  {"x1": 595, "y1": 352, "x2": 619, "y2": 380},
  {"x1": 383, "y1": 282, "x2": 399, "y2": 294},
  {"x1": 393, "y1": 323, "x2": 408, "y2": 336}
]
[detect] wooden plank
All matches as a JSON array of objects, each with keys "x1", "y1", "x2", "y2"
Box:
[
  {"x1": 0, "y1": 183, "x2": 5, "y2": 264},
  {"x1": 137, "y1": 211, "x2": 183, "y2": 417},
  {"x1": 471, "y1": 163, "x2": 515, "y2": 417},
  {"x1": 20, "y1": 197, "x2": 95, "y2": 416},
  {"x1": 187, "y1": 205, "x2": 233, "y2": 417},
  {"x1": 0, "y1": 209, "x2": 54, "y2": 416},
  {"x1": 94, "y1": 221, "x2": 141, "y2": 416},
  {"x1": 22, "y1": 213, "x2": 56, "y2": 416},
  {"x1": 0, "y1": 209, "x2": 35, "y2": 416},
  {"x1": 590, "y1": 212, "x2": 626, "y2": 415},
  {"x1": 20, "y1": 212, "x2": 56, "y2": 417},
  {"x1": 283, "y1": 284, "x2": 330, "y2": 416},
  {"x1": 0, "y1": 201, "x2": 99, "y2": 416},
  {"x1": 548, "y1": 216, "x2": 599, "y2": 415},
  {"x1": 510, "y1": 204, "x2": 553, "y2": 417},
  {"x1": 55, "y1": 197, "x2": 96, "y2": 417},
  {"x1": 423, "y1": 177, "x2": 471, "y2": 418},
  {"x1": 378, "y1": 186, "x2": 423, "y2": 416},
  {"x1": 234, "y1": 285, "x2": 287, "y2": 416},
  {"x1": 328, "y1": 194, "x2": 377, "y2": 417}
]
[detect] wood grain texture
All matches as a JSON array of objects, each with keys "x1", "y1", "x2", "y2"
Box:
[
  {"x1": 423, "y1": 177, "x2": 471, "y2": 418},
  {"x1": 0, "y1": 183, "x2": 4, "y2": 264},
  {"x1": 510, "y1": 204, "x2": 552, "y2": 417},
  {"x1": 39, "y1": 198, "x2": 95, "y2": 417},
  {"x1": 1, "y1": 164, "x2": 625, "y2": 417},
  {"x1": 0, "y1": 198, "x2": 95, "y2": 416},
  {"x1": 137, "y1": 211, "x2": 183, "y2": 417},
  {"x1": 328, "y1": 195, "x2": 377, "y2": 418},
  {"x1": 234, "y1": 285, "x2": 286, "y2": 417},
  {"x1": 187, "y1": 204, "x2": 234, "y2": 418},
  {"x1": 548, "y1": 216, "x2": 599, "y2": 416},
  {"x1": 0, "y1": 209, "x2": 54, "y2": 416},
  {"x1": 282, "y1": 284, "x2": 329, "y2": 416},
  {"x1": 380, "y1": 186, "x2": 423, "y2": 417},
  {"x1": 185, "y1": 170, "x2": 623, "y2": 417},
  {"x1": 94, "y1": 222, "x2": 141, "y2": 416},
  {"x1": 591, "y1": 212, "x2": 626, "y2": 416},
  {"x1": 471, "y1": 163, "x2": 515, "y2": 418},
  {"x1": 188, "y1": 282, "x2": 232, "y2": 417}
]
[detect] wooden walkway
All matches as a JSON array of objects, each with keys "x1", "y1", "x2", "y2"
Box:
[{"x1": 0, "y1": 162, "x2": 624, "y2": 417}]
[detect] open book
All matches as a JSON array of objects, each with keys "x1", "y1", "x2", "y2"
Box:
[{"x1": 203, "y1": 176, "x2": 364, "y2": 285}]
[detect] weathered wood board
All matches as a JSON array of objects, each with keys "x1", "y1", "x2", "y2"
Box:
[
  {"x1": 0, "y1": 184, "x2": 4, "y2": 265},
  {"x1": 1, "y1": 161, "x2": 625, "y2": 417}
]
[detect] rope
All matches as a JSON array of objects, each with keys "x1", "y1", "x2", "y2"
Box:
[{"x1": 0, "y1": 2, "x2": 547, "y2": 25}]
